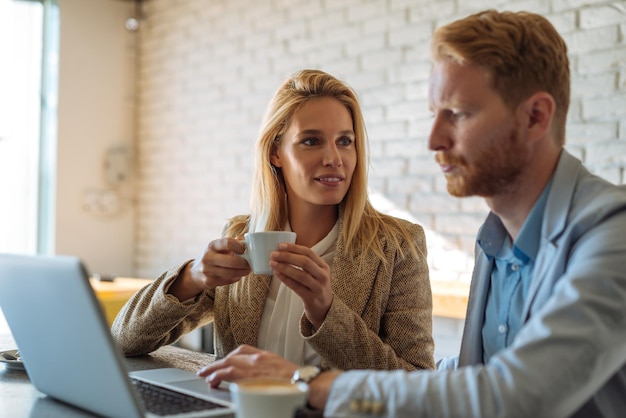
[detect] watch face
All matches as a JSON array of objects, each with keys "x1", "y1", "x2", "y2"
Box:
[{"x1": 295, "y1": 366, "x2": 321, "y2": 383}]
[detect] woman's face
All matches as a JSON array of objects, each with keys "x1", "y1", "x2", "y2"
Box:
[{"x1": 271, "y1": 97, "x2": 357, "y2": 213}]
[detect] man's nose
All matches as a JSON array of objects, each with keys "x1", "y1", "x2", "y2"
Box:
[{"x1": 428, "y1": 115, "x2": 451, "y2": 151}]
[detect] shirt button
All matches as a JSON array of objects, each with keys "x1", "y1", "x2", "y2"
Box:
[
  {"x1": 498, "y1": 324, "x2": 507, "y2": 333},
  {"x1": 511, "y1": 263, "x2": 520, "y2": 271}
]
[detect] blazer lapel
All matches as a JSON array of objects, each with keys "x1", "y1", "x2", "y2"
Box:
[
  {"x1": 521, "y1": 150, "x2": 581, "y2": 319},
  {"x1": 331, "y1": 210, "x2": 381, "y2": 316},
  {"x1": 459, "y1": 247, "x2": 492, "y2": 366},
  {"x1": 330, "y1": 246, "x2": 381, "y2": 317},
  {"x1": 229, "y1": 274, "x2": 272, "y2": 347}
]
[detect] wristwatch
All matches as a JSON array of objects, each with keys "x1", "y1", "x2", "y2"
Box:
[{"x1": 291, "y1": 365, "x2": 321, "y2": 384}]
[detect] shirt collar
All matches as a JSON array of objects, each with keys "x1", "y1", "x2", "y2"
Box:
[
  {"x1": 477, "y1": 176, "x2": 554, "y2": 263},
  {"x1": 514, "y1": 177, "x2": 553, "y2": 262},
  {"x1": 284, "y1": 220, "x2": 339, "y2": 257}
]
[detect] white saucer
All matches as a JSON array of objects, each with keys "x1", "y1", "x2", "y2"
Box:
[{"x1": 0, "y1": 349, "x2": 25, "y2": 371}]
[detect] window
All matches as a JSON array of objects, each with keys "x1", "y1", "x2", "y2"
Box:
[{"x1": 0, "y1": 0, "x2": 58, "y2": 254}]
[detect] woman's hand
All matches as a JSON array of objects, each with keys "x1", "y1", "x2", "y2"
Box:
[
  {"x1": 269, "y1": 243, "x2": 334, "y2": 330},
  {"x1": 197, "y1": 345, "x2": 299, "y2": 388},
  {"x1": 168, "y1": 238, "x2": 251, "y2": 301}
]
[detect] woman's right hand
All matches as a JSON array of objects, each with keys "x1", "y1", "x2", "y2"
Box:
[{"x1": 167, "y1": 237, "x2": 252, "y2": 301}]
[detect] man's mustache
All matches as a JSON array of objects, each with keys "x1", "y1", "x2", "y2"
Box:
[{"x1": 434, "y1": 152, "x2": 465, "y2": 166}]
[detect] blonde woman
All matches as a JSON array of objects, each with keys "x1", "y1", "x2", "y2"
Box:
[{"x1": 112, "y1": 69, "x2": 434, "y2": 372}]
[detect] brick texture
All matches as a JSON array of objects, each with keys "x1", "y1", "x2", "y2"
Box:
[{"x1": 134, "y1": 0, "x2": 626, "y2": 287}]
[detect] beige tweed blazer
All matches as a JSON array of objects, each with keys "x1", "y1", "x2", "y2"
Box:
[{"x1": 111, "y1": 217, "x2": 434, "y2": 371}]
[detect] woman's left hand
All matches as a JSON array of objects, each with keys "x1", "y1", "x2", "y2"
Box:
[
  {"x1": 197, "y1": 345, "x2": 298, "y2": 388},
  {"x1": 269, "y1": 242, "x2": 334, "y2": 329}
]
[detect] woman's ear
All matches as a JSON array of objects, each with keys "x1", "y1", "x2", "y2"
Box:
[
  {"x1": 521, "y1": 91, "x2": 555, "y2": 143},
  {"x1": 270, "y1": 144, "x2": 281, "y2": 167}
]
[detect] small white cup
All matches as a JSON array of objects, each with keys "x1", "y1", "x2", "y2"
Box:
[
  {"x1": 230, "y1": 377, "x2": 308, "y2": 418},
  {"x1": 236, "y1": 231, "x2": 297, "y2": 275}
]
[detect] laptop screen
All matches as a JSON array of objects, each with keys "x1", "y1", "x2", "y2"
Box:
[{"x1": 0, "y1": 253, "x2": 234, "y2": 418}]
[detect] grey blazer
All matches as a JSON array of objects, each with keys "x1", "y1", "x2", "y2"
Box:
[
  {"x1": 325, "y1": 150, "x2": 626, "y2": 418},
  {"x1": 452, "y1": 149, "x2": 626, "y2": 416}
]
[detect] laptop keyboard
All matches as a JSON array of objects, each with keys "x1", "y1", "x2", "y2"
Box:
[{"x1": 131, "y1": 377, "x2": 227, "y2": 416}]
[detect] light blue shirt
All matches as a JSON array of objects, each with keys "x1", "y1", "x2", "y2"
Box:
[{"x1": 479, "y1": 179, "x2": 552, "y2": 362}]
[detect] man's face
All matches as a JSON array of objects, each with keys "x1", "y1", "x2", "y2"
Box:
[{"x1": 428, "y1": 60, "x2": 529, "y2": 198}]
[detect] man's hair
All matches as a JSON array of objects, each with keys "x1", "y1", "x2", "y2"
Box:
[{"x1": 431, "y1": 10, "x2": 570, "y2": 144}]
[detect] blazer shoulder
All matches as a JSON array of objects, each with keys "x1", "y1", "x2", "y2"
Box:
[
  {"x1": 545, "y1": 151, "x2": 626, "y2": 238},
  {"x1": 380, "y1": 215, "x2": 424, "y2": 236},
  {"x1": 569, "y1": 171, "x2": 626, "y2": 220},
  {"x1": 375, "y1": 215, "x2": 427, "y2": 260}
]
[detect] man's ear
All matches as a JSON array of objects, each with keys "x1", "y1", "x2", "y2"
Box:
[{"x1": 521, "y1": 91, "x2": 555, "y2": 143}]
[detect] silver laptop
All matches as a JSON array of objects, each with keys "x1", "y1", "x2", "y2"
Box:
[{"x1": 0, "y1": 253, "x2": 235, "y2": 418}]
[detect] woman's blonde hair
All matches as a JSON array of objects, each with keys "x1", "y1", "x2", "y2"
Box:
[
  {"x1": 431, "y1": 10, "x2": 570, "y2": 144},
  {"x1": 224, "y1": 69, "x2": 421, "y2": 267}
]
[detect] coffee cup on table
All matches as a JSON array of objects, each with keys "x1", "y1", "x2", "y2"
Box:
[
  {"x1": 236, "y1": 231, "x2": 297, "y2": 275},
  {"x1": 230, "y1": 377, "x2": 308, "y2": 418}
]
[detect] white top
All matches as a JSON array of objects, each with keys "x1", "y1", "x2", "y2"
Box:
[{"x1": 256, "y1": 222, "x2": 339, "y2": 366}]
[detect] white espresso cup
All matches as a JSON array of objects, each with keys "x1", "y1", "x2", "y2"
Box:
[
  {"x1": 230, "y1": 377, "x2": 308, "y2": 418},
  {"x1": 236, "y1": 231, "x2": 297, "y2": 275}
]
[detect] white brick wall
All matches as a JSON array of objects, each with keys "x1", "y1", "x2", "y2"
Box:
[{"x1": 134, "y1": 0, "x2": 626, "y2": 355}]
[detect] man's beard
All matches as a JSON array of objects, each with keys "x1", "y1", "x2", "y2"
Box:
[{"x1": 436, "y1": 125, "x2": 527, "y2": 198}]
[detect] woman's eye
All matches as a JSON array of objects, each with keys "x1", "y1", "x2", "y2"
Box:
[
  {"x1": 302, "y1": 137, "x2": 319, "y2": 146},
  {"x1": 338, "y1": 137, "x2": 354, "y2": 146}
]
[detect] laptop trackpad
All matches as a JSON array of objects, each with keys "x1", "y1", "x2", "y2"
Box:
[
  {"x1": 130, "y1": 368, "x2": 232, "y2": 404},
  {"x1": 172, "y1": 379, "x2": 232, "y2": 403}
]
